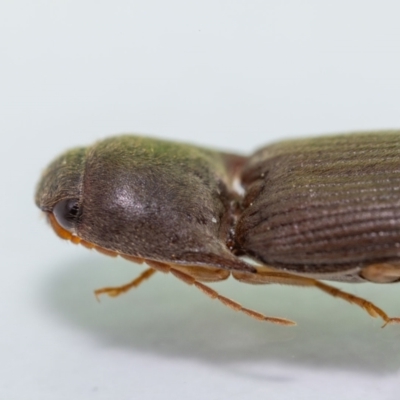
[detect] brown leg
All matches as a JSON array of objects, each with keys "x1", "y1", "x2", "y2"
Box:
[
  {"x1": 169, "y1": 267, "x2": 295, "y2": 326},
  {"x1": 233, "y1": 270, "x2": 400, "y2": 327},
  {"x1": 360, "y1": 263, "x2": 400, "y2": 283},
  {"x1": 170, "y1": 265, "x2": 230, "y2": 282},
  {"x1": 95, "y1": 268, "x2": 156, "y2": 299},
  {"x1": 146, "y1": 260, "x2": 231, "y2": 283}
]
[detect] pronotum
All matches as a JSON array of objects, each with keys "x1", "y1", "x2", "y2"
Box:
[{"x1": 35, "y1": 132, "x2": 400, "y2": 326}]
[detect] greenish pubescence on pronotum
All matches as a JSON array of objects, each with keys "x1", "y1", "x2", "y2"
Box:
[
  {"x1": 35, "y1": 135, "x2": 253, "y2": 272},
  {"x1": 36, "y1": 132, "x2": 400, "y2": 283}
]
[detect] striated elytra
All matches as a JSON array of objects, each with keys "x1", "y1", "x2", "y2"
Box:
[{"x1": 35, "y1": 132, "x2": 400, "y2": 326}]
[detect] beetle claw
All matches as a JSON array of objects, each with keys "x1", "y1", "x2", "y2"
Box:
[{"x1": 381, "y1": 317, "x2": 400, "y2": 328}]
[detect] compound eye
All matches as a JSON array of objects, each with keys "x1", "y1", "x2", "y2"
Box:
[{"x1": 53, "y1": 198, "x2": 81, "y2": 232}]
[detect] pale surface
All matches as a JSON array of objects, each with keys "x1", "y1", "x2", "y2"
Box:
[{"x1": 2, "y1": 2, "x2": 400, "y2": 399}]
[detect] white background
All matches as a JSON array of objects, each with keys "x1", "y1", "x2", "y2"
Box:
[{"x1": 2, "y1": 1, "x2": 400, "y2": 399}]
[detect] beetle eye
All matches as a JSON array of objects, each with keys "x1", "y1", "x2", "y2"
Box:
[{"x1": 53, "y1": 198, "x2": 81, "y2": 232}]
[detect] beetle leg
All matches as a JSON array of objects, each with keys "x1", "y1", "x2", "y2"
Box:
[
  {"x1": 94, "y1": 268, "x2": 156, "y2": 299},
  {"x1": 233, "y1": 270, "x2": 400, "y2": 327},
  {"x1": 360, "y1": 263, "x2": 400, "y2": 283},
  {"x1": 170, "y1": 265, "x2": 230, "y2": 282},
  {"x1": 169, "y1": 267, "x2": 295, "y2": 326}
]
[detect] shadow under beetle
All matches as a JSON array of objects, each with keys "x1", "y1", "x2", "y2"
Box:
[{"x1": 35, "y1": 132, "x2": 400, "y2": 326}]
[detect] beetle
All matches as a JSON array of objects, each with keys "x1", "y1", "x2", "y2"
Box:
[{"x1": 35, "y1": 132, "x2": 400, "y2": 326}]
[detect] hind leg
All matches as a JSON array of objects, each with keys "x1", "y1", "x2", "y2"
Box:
[
  {"x1": 232, "y1": 268, "x2": 400, "y2": 327},
  {"x1": 360, "y1": 263, "x2": 400, "y2": 283}
]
